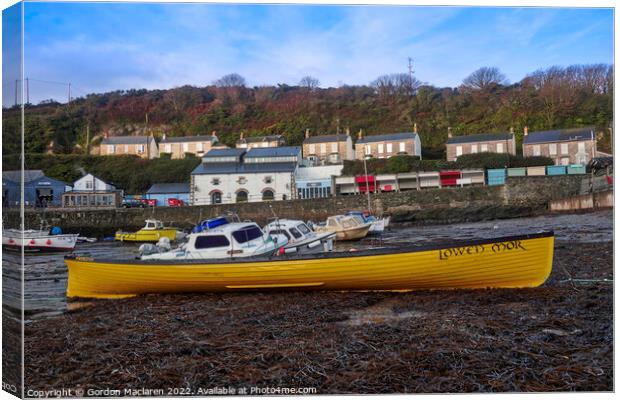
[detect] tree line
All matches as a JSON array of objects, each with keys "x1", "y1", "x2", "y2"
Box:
[{"x1": 2, "y1": 64, "x2": 613, "y2": 160}]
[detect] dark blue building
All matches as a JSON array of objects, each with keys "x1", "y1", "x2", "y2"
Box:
[{"x1": 2, "y1": 170, "x2": 69, "y2": 207}]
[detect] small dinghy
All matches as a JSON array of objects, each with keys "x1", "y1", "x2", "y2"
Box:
[{"x1": 65, "y1": 231, "x2": 554, "y2": 299}]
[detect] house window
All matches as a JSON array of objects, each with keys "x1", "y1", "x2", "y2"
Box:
[
  {"x1": 236, "y1": 190, "x2": 248, "y2": 203},
  {"x1": 165, "y1": 144, "x2": 171, "y2": 153},
  {"x1": 320, "y1": 143, "x2": 326, "y2": 154},
  {"x1": 197, "y1": 142, "x2": 204, "y2": 152},
  {"x1": 549, "y1": 143, "x2": 557, "y2": 156},
  {"x1": 309, "y1": 144, "x2": 316, "y2": 154},
  {"x1": 561, "y1": 143, "x2": 569, "y2": 155},
  {"x1": 578, "y1": 142, "x2": 585, "y2": 153},
  {"x1": 456, "y1": 146, "x2": 463, "y2": 157},
  {"x1": 262, "y1": 189, "x2": 274, "y2": 201},
  {"x1": 533, "y1": 145, "x2": 541, "y2": 156},
  {"x1": 210, "y1": 191, "x2": 222, "y2": 204},
  {"x1": 212, "y1": 178, "x2": 220, "y2": 185},
  {"x1": 182, "y1": 143, "x2": 189, "y2": 152},
  {"x1": 496, "y1": 143, "x2": 504, "y2": 153},
  {"x1": 471, "y1": 144, "x2": 478, "y2": 153},
  {"x1": 124, "y1": 145, "x2": 129, "y2": 153},
  {"x1": 481, "y1": 144, "x2": 488, "y2": 152},
  {"x1": 331, "y1": 142, "x2": 338, "y2": 153},
  {"x1": 365, "y1": 145, "x2": 371, "y2": 155},
  {"x1": 137, "y1": 144, "x2": 144, "y2": 153},
  {"x1": 386, "y1": 143, "x2": 393, "y2": 153},
  {"x1": 261, "y1": 142, "x2": 268, "y2": 148},
  {"x1": 560, "y1": 157, "x2": 570, "y2": 166},
  {"x1": 108, "y1": 145, "x2": 115, "y2": 154},
  {"x1": 264, "y1": 176, "x2": 273, "y2": 184},
  {"x1": 399, "y1": 142, "x2": 406, "y2": 152},
  {"x1": 378, "y1": 144, "x2": 384, "y2": 154},
  {"x1": 237, "y1": 177, "x2": 247, "y2": 184},
  {"x1": 85, "y1": 181, "x2": 93, "y2": 190}
]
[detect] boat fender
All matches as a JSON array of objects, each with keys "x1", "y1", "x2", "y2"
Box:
[
  {"x1": 157, "y1": 237, "x2": 171, "y2": 251},
  {"x1": 50, "y1": 226, "x2": 62, "y2": 235}
]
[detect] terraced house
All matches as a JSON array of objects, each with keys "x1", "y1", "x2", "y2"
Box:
[
  {"x1": 235, "y1": 133, "x2": 286, "y2": 149},
  {"x1": 159, "y1": 133, "x2": 219, "y2": 159},
  {"x1": 355, "y1": 131, "x2": 421, "y2": 160},
  {"x1": 190, "y1": 147, "x2": 301, "y2": 205},
  {"x1": 100, "y1": 135, "x2": 159, "y2": 159},
  {"x1": 446, "y1": 130, "x2": 516, "y2": 161},
  {"x1": 302, "y1": 131, "x2": 354, "y2": 164},
  {"x1": 522, "y1": 127, "x2": 597, "y2": 166}
]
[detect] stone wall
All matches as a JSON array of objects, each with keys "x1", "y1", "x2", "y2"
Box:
[{"x1": 3, "y1": 174, "x2": 611, "y2": 236}]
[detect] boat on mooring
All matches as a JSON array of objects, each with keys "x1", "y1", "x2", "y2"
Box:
[
  {"x1": 3, "y1": 227, "x2": 79, "y2": 253},
  {"x1": 115, "y1": 219, "x2": 183, "y2": 242},
  {"x1": 138, "y1": 221, "x2": 282, "y2": 261},
  {"x1": 345, "y1": 211, "x2": 390, "y2": 233},
  {"x1": 313, "y1": 215, "x2": 372, "y2": 241},
  {"x1": 65, "y1": 231, "x2": 554, "y2": 299},
  {"x1": 264, "y1": 219, "x2": 335, "y2": 254}
]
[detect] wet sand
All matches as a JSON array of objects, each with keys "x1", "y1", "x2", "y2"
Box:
[{"x1": 15, "y1": 211, "x2": 614, "y2": 393}]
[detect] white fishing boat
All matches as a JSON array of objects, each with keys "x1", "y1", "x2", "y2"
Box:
[
  {"x1": 313, "y1": 215, "x2": 372, "y2": 241},
  {"x1": 264, "y1": 219, "x2": 335, "y2": 254},
  {"x1": 139, "y1": 221, "x2": 284, "y2": 260},
  {"x1": 2, "y1": 228, "x2": 79, "y2": 253},
  {"x1": 345, "y1": 211, "x2": 391, "y2": 233}
]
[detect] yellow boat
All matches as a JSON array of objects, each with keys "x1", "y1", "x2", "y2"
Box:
[
  {"x1": 115, "y1": 219, "x2": 179, "y2": 242},
  {"x1": 66, "y1": 231, "x2": 554, "y2": 299}
]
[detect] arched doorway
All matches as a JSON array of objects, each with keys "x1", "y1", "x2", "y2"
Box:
[
  {"x1": 262, "y1": 189, "x2": 274, "y2": 201},
  {"x1": 210, "y1": 191, "x2": 222, "y2": 204},
  {"x1": 236, "y1": 190, "x2": 248, "y2": 203}
]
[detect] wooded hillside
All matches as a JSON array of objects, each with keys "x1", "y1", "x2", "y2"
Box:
[{"x1": 2, "y1": 64, "x2": 613, "y2": 158}]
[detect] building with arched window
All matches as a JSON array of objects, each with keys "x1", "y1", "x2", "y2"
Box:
[{"x1": 190, "y1": 147, "x2": 301, "y2": 205}]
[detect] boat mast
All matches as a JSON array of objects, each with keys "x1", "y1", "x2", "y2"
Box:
[{"x1": 362, "y1": 155, "x2": 371, "y2": 213}]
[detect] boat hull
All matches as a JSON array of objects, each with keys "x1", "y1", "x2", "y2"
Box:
[
  {"x1": 115, "y1": 229, "x2": 178, "y2": 242},
  {"x1": 2, "y1": 230, "x2": 78, "y2": 253},
  {"x1": 66, "y1": 232, "x2": 554, "y2": 299}
]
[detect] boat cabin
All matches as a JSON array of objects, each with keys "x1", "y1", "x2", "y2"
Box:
[
  {"x1": 264, "y1": 219, "x2": 314, "y2": 244},
  {"x1": 142, "y1": 219, "x2": 165, "y2": 230}
]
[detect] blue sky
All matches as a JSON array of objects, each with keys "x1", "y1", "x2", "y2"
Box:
[{"x1": 8, "y1": 2, "x2": 615, "y2": 104}]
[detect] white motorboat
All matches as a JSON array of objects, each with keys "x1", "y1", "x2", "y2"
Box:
[
  {"x1": 2, "y1": 228, "x2": 79, "y2": 253},
  {"x1": 139, "y1": 221, "x2": 284, "y2": 260},
  {"x1": 345, "y1": 211, "x2": 390, "y2": 233},
  {"x1": 264, "y1": 219, "x2": 335, "y2": 254}
]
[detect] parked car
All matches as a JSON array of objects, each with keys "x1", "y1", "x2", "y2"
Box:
[
  {"x1": 141, "y1": 198, "x2": 157, "y2": 207},
  {"x1": 121, "y1": 198, "x2": 147, "y2": 208},
  {"x1": 167, "y1": 198, "x2": 184, "y2": 207}
]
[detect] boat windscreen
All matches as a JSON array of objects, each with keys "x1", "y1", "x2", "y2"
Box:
[
  {"x1": 232, "y1": 225, "x2": 263, "y2": 244},
  {"x1": 289, "y1": 227, "x2": 302, "y2": 239},
  {"x1": 296, "y1": 224, "x2": 311, "y2": 234},
  {"x1": 269, "y1": 229, "x2": 291, "y2": 240},
  {"x1": 195, "y1": 235, "x2": 230, "y2": 249}
]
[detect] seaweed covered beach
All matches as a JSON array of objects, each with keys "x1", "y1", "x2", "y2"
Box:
[{"x1": 18, "y1": 212, "x2": 614, "y2": 394}]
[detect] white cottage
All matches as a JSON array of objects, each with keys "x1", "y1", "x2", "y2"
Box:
[
  {"x1": 72, "y1": 173, "x2": 116, "y2": 192},
  {"x1": 190, "y1": 147, "x2": 301, "y2": 205}
]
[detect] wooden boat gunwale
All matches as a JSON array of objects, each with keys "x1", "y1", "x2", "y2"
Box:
[{"x1": 66, "y1": 230, "x2": 554, "y2": 266}]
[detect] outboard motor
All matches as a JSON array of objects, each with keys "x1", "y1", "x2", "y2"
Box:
[
  {"x1": 138, "y1": 243, "x2": 159, "y2": 256},
  {"x1": 156, "y1": 237, "x2": 171, "y2": 251}
]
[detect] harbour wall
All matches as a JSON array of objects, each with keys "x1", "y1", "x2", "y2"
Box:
[{"x1": 3, "y1": 174, "x2": 612, "y2": 236}]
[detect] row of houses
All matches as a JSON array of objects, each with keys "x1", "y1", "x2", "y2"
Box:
[{"x1": 98, "y1": 126, "x2": 601, "y2": 167}]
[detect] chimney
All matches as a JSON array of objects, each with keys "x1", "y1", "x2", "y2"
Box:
[
  {"x1": 104, "y1": 131, "x2": 109, "y2": 139},
  {"x1": 345, "y1": 127, "x2": 350, "y2": 136},
  {"x1": 211, "y1": 130, "x2": 217, "y2": 138},
  {"x1": 358, "y1": 129, "x2": 363, "y2": 140},
  {"x1": 240, "y1": 131, "x2": 244, "y2": 140},
  {"x1": 162, "y1": 133, "x2": 166, "y2": 141},
  {"x1": 523, "y1": 126, "x2": 529, "y2": 137},
  {"x1": 305, "y1": 128, "x2": 310, "y2": 139},
  {"x1": 413, "y1": 123, "x2": 418, "y2": 134},
  {"x1": 447, "y1": 127, "x2": 452, "y2": 138},
  {"x1": 509, "y1": 126, "x2": 514, "y2": 134}
]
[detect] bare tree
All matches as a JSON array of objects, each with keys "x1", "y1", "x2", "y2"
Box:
[
  {"x1": 462, "y1": 67, "x2": 508, "y2": 90},
  {"x1": 213, "y1": 73, "x2": 247, "y2": 88},
  {"x1": 371, "y1": 73, "x2": 422, "y2": 99},
  {"x1": 299, "y1": 76, "x2": 320, "y2": 90}
]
